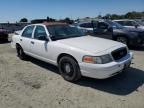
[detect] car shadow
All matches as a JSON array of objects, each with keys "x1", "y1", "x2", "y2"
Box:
[
  {"x1": 28, "y1": 57, "x2": 59, "y2": 74},
  {"x1": 28, "y1": 57, "x2": 144, "y2": 96},
  {"x1": 77, "y1": 68, "x2": 144, "y2": 95}
]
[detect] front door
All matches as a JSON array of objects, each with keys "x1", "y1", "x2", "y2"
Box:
[
  {"x1": 30, "y1": 25, "x2": 51, "y2": 61},
  {"x1": 94, "y1": 22, "x2": 112, "y2": 39}
]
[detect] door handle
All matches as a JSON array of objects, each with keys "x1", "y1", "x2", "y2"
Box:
[{"x1": 31, "y1": 41, "x2": 34, "y2": 44}]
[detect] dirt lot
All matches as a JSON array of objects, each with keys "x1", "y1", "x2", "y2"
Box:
[{"x1": 0, "y1": 42, "x2": 144, "y2": 108}]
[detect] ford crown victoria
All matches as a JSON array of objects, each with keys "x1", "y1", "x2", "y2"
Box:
[{"x1": 11, "y1": 23, "x2": 133, "y2": 82}]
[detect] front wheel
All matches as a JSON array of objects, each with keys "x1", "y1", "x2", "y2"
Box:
[{"x1": 58, "y1": 56, "x2": 81, "y2": 82}]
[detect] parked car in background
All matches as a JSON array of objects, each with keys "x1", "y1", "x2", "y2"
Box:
[
  {"x1": 91, "y1": 20, "x2": 144, "y2": 46},
  {"x1": 74, "y1": 22, "x2": 97, "y2": 34},
  {"x1": 0, "y1": 28, "x2": 9, "y2": 42},
  {"x1": 11, "y1": 22, "x2": 133, "y2": 82},
  {"x1": 113, "y1": 19, "x2": 144, "y2": 29},
  {"x1": 0, "y1": 23, "x2": 30, "y2": 33},
  {"x1": 134, "y1": 19, "x2": 144, "y2": 26}
]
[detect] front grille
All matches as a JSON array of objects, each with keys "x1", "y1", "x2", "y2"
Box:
[{"x1": 111, "y1": 47, "x2": 127, "y2": 60}]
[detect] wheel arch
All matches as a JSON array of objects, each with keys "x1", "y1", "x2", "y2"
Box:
[
  {"x1": 57, "y1": 53, "x2": 79, "y2": 64},
  {"x1": 16, "y1": 43, "x2": 22, "y2": 48}
]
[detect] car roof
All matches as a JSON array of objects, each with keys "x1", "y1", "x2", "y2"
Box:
[
  {"x1": 43, "y1": 22, "x2": 68, "y2": 26},
  {"x1": 29, "y1": 22, "x2": 68, "y2": 26}
]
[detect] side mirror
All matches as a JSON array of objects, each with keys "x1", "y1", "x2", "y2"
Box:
[
  {"x1": 49, "y1": 35, "x2": 57, "y2": 41},
  {"x1": 38, "y1": 35, "x2": 49, "y2": 41}
]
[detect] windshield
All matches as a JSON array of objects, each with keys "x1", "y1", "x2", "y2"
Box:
[
  {"x1": 107, "y1": 21, "x2": 123, "y2": 29},
  {"x1": 47, "y1": 25, "x2": 85, "y2": 40}
]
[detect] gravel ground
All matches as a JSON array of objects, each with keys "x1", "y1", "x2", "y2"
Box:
[{"x1": 0, "y1": 42, "x2": 144, "y2": 108}]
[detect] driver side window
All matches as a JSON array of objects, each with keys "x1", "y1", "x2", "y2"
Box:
[
  {"x1": 80, "y1": 23, "x2": 93, "y2": 28},
  {"x1": 22, "y1": 26, "x2": 34, "y2": 38},
  {"x1": 34, "y1": 26, "x2": 48, "y2": 41},
  {"x1": 97, "y1": 22, "x2": 108, "y2": 29}
]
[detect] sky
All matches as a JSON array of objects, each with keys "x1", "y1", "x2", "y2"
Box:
[{"x1": 0, "y1": 0, "x2": 144, "y2": 23}]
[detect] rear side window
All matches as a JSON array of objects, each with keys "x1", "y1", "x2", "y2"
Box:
[
  {"x1": 97, "y1": 22, "x2": 108, "y2": 29},
  {"x1": 79, "y1": 23, "x2": 93, "y2": 28},
  {"x1": 22, "y1": 26, "x2": 34, "y2": 38}
]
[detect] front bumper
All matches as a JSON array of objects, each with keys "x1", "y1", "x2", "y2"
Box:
[{"x1": 79, "y1": 52, "x2": 133, "y2": 79}]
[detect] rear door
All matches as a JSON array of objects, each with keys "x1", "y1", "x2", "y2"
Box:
[
  {"x1": 94, "y1": 22, "x2": 112, "y2": 39},
  {"x1": 20, "y1": 25, "x2": 35, "y2": 53}
]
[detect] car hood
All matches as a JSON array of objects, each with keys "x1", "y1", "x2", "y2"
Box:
[{"x1": 57, "y1": 36, "x2": 125, "y2": 54}]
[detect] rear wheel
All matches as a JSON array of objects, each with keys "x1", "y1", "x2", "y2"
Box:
[
  {"x1": 116, "y1": 36, "x2": 128, "y2": 45},
  {"x1": 58, "y1": 56, "x2": 81, "y2": 82},
  {"x1": 16, "y1": 45, "x2": 26, "y2": 60}
]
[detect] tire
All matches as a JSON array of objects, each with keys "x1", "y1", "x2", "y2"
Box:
[
  {"x1": 116, "y1": 36, "x2": 128, "y2": 45},
  {"x1": 58, "y1": 56, "x2": 81, "y2": 82},
  {"x1": 16, "y1": 45, "x2": 26, "y2": 60}
]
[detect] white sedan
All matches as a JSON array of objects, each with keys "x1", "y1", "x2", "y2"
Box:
[
  {"x1": 114, "y1": 19, "x2": 144, "y2": 29},
  {"x1": 11, "y1": 23, "x2": 133, "y2": 82}
]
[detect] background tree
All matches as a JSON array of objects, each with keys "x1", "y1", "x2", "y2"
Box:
[
  {"x1": 20, "y1": 18, "x2": 28, "y2": 22},
  {"x1": 97, "y1": 15, "x2": 102, "y2": 19},
  {"x1": 102, "y1": 11, "x2": 144, "y2": 20},
  {"x1": 103, "y1": 14, "x2": 111, "y2": 19},
  {"x1": 125, "y1": 11, "x2": 144, "y2": 19},
  {"x1": 59, "y1": 17, "x2": 74, "y2": 24},
  {"x1": 47, "y1": 16, "x2": 56, "y2": 22},
  {"x1": 111, "y1": 14, "x2": 119, "y2": 20}
]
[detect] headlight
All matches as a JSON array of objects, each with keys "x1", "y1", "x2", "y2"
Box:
[{"x1": 82, "y1": 54, "x2": 113, "y2": 64}]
